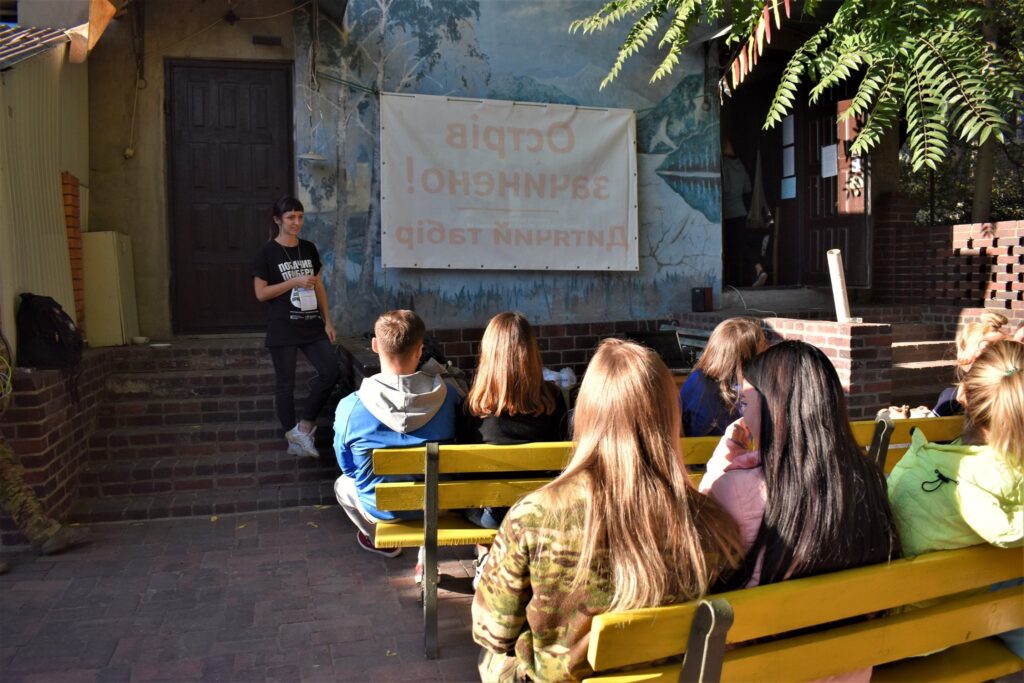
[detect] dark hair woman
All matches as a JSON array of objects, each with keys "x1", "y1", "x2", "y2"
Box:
[
  {"x1": 700, "y1": 340, "x2": 900, "y2": 588},
  {"x1": 698, "y1": 341, "x2": 901, "y2": 681},
  {"x1": 252, "y1": 196, "x2": 338, "y2": 457}
]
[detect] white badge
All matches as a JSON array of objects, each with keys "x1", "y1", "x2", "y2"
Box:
[{"x1": 294, "y1": 287, "x2": 318, "y2": 311}]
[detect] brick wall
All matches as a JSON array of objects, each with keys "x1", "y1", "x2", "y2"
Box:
[
  {"x1": 873, "y1": 195, "x2": 1023, "y2": 320},
  {"x1": 951, "y1": 221, "x2": 1024, "y2": 320},
  {"x1": 62, "y1": 172, "x2": 85, "y2": 331},
  {"x1": 429, "y1": 319, "x2": 667, "y2": 376},
  {"x1": 0, "y1": 350, "x2": 109, "y2": 547},
  {"x1": 434, "y1": 314, "x2": 891, "y2": 420}
]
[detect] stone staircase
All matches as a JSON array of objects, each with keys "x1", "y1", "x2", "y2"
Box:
[
  {"x1": 890, "y1": 323, "x2": 957, "y2": 408},
  {"x1": 70, "y1": 337, "x2": 341, "y2": 523}
]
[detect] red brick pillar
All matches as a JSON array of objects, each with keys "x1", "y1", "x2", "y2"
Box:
[{"x1": 61, "y1": 172, "x2": 85, "y2": 333}]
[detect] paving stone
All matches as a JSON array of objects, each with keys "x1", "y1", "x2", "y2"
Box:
[{"x1": 0, "y1": 509, "x2": 480, "y2": 682}]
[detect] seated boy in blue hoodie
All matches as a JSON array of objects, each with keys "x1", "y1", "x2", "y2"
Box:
[{"x1": 333, "y1": 310, "x2": 460, "y2": 560}]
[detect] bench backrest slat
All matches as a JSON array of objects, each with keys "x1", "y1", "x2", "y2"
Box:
[
  {"x1": 372, "y1": 442, "x2": 574, "y2": 475},
  {"x1": 716, "y1": 585, "x2": 1022, "y2": 682},
  {"x1": 370, "y1": 417, "x2": 963, "y2": 476},
  {"x1": 376, "y1": 479, "x2": 553, "y2": 511},
  {"x1": 586, "y1": 544, "x2": 1020, "y2": 673}
]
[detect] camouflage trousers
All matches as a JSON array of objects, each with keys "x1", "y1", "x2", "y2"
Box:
[{"x1": 0, "y1": 436, "x2": 60, "y2": 544}]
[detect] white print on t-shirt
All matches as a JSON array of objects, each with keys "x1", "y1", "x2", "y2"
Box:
[{"x1": 277, "y1": 259, "x2": 319, "y2": 312}]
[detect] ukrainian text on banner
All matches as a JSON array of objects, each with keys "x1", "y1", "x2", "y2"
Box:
[{"x1": 379, "y1": 93, "x2": 638, "y2": 271}]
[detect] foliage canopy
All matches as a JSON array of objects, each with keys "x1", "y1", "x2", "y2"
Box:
[{"x1": 570, "y1": 0, "x2": 1024, "y2": 172}]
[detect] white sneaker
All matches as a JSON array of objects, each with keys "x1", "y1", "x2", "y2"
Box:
[
  {"x1": 285, "y1": 424, "x2": 319, "y2": 458},
  {"x1": 286, "y1": 442, "x2": 303, "y2": 456}
]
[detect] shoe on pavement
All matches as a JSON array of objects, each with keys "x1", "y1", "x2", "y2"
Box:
[
  {"x1": 40, "y1": 526, "x2": 91, "y2": 556},
  {"x1": 473, "y1": 549, "x2": 489, "y2": 591},
  {"x1": 356, "y1": 531, "x2": 401, "y2": 558},
  {"x1": 285, "y1": 424, "x2": 319, "y2": 458}
]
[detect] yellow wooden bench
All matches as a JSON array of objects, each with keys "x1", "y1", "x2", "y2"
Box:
[
  {"x1": 583, "y1": 544, "x2": 1023, "y2": 682},
  {"x1": 371, "y1": 413, "x2": 965, "y2": 658}
]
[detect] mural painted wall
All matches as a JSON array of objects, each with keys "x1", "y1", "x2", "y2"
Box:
[{"x1": 293, "y1": 0, "x2": 721, "y2": 335}]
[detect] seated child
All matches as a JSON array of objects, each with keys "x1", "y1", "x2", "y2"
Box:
[
  {"x1": 472, "y1": 339, "x2": 742, "y2": 682},
  {"x1": 333, "y1": 310, "x2": 460, "y2": 563},
  {"x1": 701, "y1": 341, "x2": 901, "y2": 683},
  {"x1": 889, "y1": 339, "x2": 1023, "y2": 656},
  {"x1": 679, "y1": 317, "x2": 766, "y2": 437},
  {"x1": 457, "y1": 312, "x2": 568, "y2": 587},
  {"x1": 932, "y1": 312, "x2": 1014, "y2": 417}
]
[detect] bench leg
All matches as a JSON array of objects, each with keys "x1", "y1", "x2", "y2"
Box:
[
  {"x1": 423, "y1": 442, "x2": 440, "y2": 659},
  {"x1": 679, "y1": 598, "x2": 734, "y2": 683}
]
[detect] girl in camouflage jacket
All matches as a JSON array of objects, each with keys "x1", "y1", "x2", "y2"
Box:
[{"x1": 471, "y1": 339, "x2": 743, "y2": 682}]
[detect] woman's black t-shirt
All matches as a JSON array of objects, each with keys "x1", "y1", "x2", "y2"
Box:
[{"x1": 252, "y1": 238, "x2": 326, "y2": 347}]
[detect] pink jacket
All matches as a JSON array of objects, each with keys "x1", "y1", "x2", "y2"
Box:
[{"x1": 699, "y1": 426, "x2": 871, "y2": 683}]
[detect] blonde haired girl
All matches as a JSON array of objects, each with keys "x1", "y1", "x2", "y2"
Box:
[
  {"x1": 932, "y1": 312, "x2": 1015, "y2": 416},
  {"x1": 472, "y1": 339, "x2": 742, "y2": 682},
  {"x1": 890, "y1": 340, "x2": 1023, "y2": 555}
]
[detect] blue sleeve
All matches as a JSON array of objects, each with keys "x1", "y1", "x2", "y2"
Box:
[{"x1": 333, "y1": 396, "x2": 356, "y2": 476}]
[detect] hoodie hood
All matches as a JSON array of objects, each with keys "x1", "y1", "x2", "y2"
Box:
[{"x1": 357, "y1": 370, "x2": 448, "y2": 434}]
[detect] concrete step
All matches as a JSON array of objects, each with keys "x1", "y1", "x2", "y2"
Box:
[
  {"x1": 891, "y1": 360, "x2": 957, "y2": 406},
  {"x1": 77, "y1": 451, "x2": 339, "y2": 499},
  {"x1": 892, "y1": 340, "x2": 955, "y2": 364},
  {"x1": 68, "y1": 479, "x2": 337, "y2": 524},
  {"x1": 890, "y1": 323, "x2": 947, "y2": 343},
  {"x1": 104, "y1": 366, "x2": 317, "y2": 401},
  {"x1": 86, "y1": 419, "x2": 334, "y2": 461}
]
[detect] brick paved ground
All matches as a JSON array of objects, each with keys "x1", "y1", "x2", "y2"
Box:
[{"x1": 1, "y1": 507, "x2": 481, "y2": 682}]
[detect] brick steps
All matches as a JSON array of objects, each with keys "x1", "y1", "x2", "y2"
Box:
[
  {"x1": 890, "y1": 323, "x2": 946, "y2": 343},
  {"x1": 892, "y1": 340, "x2": 955, "y2": 364},
  {"x1": 890, "y1": 359, "x2": 956, "y2": 406},
  {"x1": 77, "y1": 450, "x2": 339, "y2": 498},
  {"x1": 69, "y1": 480, "x2": 336, "y2": 523},
  {"x1": 96, "y1": 395, "x2": 279, "y2": 429},
  {"x1": 104, "y1": 367, "x2": 316, "y2": 401},
  {"x1": 86, "y1": 419, "x2": 335, "y2": 460},
  {"x1": 107, "y1": 337, "x2": 271, "y2": 373}
]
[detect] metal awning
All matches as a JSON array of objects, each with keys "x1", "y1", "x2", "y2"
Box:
[{"x1": 0, "y1": 25, "x2": 70, "y2": 71}]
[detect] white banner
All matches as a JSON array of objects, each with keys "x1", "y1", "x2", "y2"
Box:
[{"x1": 380, "y1": 93, "x2": 638, "y2": 271}]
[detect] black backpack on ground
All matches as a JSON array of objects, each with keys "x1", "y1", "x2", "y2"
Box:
[{"x1": 16, "y1": 293, "x2": 84, "y2": 371}]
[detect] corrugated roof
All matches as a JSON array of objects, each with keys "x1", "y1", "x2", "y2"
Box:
[{"x1": 0, "y1": 25, "x2": 69, "y2": 71}]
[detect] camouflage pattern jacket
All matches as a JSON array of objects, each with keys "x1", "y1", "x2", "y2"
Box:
[{"x1": 472, "y1": 480, "x2": 723, "y2": 682}]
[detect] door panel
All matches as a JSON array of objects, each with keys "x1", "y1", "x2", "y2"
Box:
[
  {"x1": 167, "y1": 60, "x2": 292, "y2": 333},
  {"x1": 800, "y1": 98, "x2": 870, "y2": 286}
]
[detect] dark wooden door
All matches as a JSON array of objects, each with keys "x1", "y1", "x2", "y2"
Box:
[
  {"x1": 167, "y1": 60, "x2": 293, "y2": 333},
  {"x1": 799, "y1": 98, "x2": 871, "y2": 286}
]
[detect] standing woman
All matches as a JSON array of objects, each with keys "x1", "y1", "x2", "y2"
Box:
[{"x1": 252, "y1": 196, "x2": 338, "y2": 457}]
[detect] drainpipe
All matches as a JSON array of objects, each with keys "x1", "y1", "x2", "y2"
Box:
[{"x1": 827, "y1": 249, "x2": 853, "y2": 323}]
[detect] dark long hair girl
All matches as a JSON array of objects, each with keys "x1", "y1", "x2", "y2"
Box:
[{"x1": 728, "y1": 341, "x2": 901, "y2": 588}]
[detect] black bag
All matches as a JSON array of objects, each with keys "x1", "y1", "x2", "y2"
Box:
[{"x1": 15, "y1": 293, "x2": 84, "y2": 370}]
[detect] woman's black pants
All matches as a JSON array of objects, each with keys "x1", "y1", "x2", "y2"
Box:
[{"x1": 268, "y1": 339, "x2": 339, "y2": 432}]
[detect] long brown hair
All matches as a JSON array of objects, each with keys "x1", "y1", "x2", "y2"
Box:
[
  {"x1": 466, "y1": 312, "x2": 557, "y2": 417},
  {"x1": 961, "y1": 340, "x2": 1024, "y2": 466},
  {"x1": 695, "y1": 317, "x2": 766, "y2": 409},
  {"x1": 548, "y1": 339, "x2": 742, "y2": 611}
]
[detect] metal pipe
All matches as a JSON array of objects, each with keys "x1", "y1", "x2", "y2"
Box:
[{"x1": 827, "y1": 249, "x2": 852, "y2": 323}]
